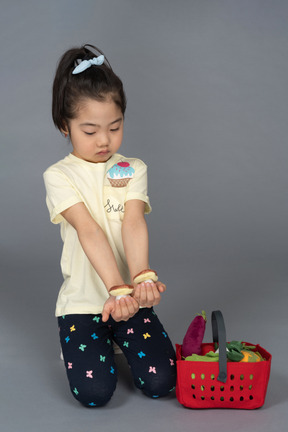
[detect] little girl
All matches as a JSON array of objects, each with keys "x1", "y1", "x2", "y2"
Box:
[{"x1": 43, "y1": 44, "x2": 176, "y2": 407}]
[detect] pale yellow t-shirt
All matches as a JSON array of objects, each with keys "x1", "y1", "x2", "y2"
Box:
[{"x1": 43, "y1": 153, "x2": 151, "y2": 317}]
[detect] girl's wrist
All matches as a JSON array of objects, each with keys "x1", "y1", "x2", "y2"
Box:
[{"x1": 105, "y1": 276, "x2": 125, "y2": 292}]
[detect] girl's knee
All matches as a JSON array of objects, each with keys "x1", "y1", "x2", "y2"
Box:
[
  {"x1": 70, "y1": 381, "x2": 116, "y2": 407},
  {"x1": 142, "y1": 380, "x2": 176, "y2": 399},
  {"x1": 138, "y1": 370, "x2": 176, "y2": 399}
]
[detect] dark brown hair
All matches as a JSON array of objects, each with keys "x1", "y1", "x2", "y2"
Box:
[{"x1": 52, "y1": 44, "x2": 127, "y2": 132}]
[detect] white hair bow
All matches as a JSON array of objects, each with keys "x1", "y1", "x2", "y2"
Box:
[{"x1": 72, "y1": 55, "x2": 105, "y2": 74}]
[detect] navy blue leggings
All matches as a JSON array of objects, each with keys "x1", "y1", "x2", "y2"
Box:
[{"x1": 58, "y1": 308, "x2": 176, "y2": 407}]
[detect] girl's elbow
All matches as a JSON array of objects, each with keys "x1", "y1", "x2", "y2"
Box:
[{"x1": 77, "y1": 223, "x2": 102, "y2": 241}]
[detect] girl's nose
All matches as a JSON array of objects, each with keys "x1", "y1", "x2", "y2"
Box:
[{"x1": 97, "y1": 132, "x2": 109, "y2": 147}]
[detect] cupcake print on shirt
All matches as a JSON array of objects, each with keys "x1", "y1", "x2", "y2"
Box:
[{"x1": 107, "y1": 162, "x2": 135, "y2": 188}]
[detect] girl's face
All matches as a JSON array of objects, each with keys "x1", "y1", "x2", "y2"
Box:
[{"x1": 64, "y1": 97, "x2": 123, "y2": 163}]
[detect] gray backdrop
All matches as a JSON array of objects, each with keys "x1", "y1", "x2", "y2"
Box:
[{"x1": 1, "y1": 1, "x2": 287, "y2": 431}]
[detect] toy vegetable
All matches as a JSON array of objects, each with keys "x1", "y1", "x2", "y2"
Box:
[
  {"x1": 185, "y1": 351, "x2": 219, "y2": 362},
  {"x1": 214, "y1": 341, "x2": 265, "y2": 362},
  {"x1": 182, "y1": 311, "x2": 207, "y2": 357},
  {"x1": 240, "y1": 350, "x2": 263, "y2": 362}
]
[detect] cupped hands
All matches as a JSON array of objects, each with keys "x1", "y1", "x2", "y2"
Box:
[{"x1": 132, "y1": 280, "x2": 166, "y2": 308}]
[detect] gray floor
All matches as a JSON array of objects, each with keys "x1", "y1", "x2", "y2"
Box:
[{"x1": 1, "y1": 264, "x2": 287, "y2": 432}]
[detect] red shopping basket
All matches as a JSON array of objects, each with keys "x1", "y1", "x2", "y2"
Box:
[{"x1": 176, "y1": 311, "x2": 271, "y2": 409}]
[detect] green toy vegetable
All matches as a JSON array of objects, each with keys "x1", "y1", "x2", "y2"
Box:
[
  {"x1": 213, "y1": 341, "x2": 264, "y2": 362},
  {"x1": 185, "y1": 351, "x2": 219, "y2": 362}
]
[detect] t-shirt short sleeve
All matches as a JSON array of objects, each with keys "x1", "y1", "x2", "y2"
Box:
[
  {"x1": 43, "y1": 168, "x2": 83, "y2": 224},
  {"x1": 124, "y1": 160, "x2": 152, "y2": 214}
]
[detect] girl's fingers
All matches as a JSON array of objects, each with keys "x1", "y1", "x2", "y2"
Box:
[
  {"x1": 135, "y1": 285, "x2": 147, "y2": 305},
  {"x1": 156, "y1": 281, "x2": 166, "y2": 293},
  {"x1": 109, "y1": 279, "x2": 166, "y2": 320},
  {"x1": 140, "y1": 282, "x2": 160, "y2": 306},
  {"x1": 102, "y1": 310, "x2": 109, "y2": 322},
  {"x1": 132, "y1": 281, "x2": 164, "y2": 307},
  {"x1": 139, "y1": 283, "x2": 147, "y2": 304},
  {"x1": 113, "y1": 296, "x2": 139, "y2": 321},
  {"x1": 102, "y1": 292, "x2": 141, "y2": 322},
  {"x1": 145, "y1": 283, "x2": 155, "y2": 305},
  {"x1": 101, "y1": 297, "x2": 115, "y2": 322},
  {"x1": 123, "y1": 296, "x2": 138, "y2": 317},
  {"x1": 118, "y1": 298, "x2": 129, "y2": 320},
  {"x1": 150, "y1": 283, "x2": 161, "y2": 305}
]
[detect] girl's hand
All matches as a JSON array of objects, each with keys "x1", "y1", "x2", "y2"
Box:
[
  {"x1": 132, "y1": 281, "x2": 166, "y2": 308},
  {"x1": 102, "y1": 295, "x2": 139, "y2": 322}
]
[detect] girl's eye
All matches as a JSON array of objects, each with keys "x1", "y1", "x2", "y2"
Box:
[
  {"x1": 110, "y1": 128, "x2": 120, "y2": 132},
  {"x1": 84, "y1": 132, "x2": 95, "y2": 135}
]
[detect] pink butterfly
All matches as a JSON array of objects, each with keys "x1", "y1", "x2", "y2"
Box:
[
  {"x1": 127, "y1": 328, "x2": 134, "y2": 334},
  {"x1": 86, "y1": 370, "x2": 93, "y2": 379},
  {"x1": 68, "y1": 362, "x2": 73, "y2": 369},
  {"x1": 149, "y1": 366, "x2": 156, "y2": 374},
  {"x1": 144, "y1": 318, "x2": 151, "y2": 323},
  {"x1": 170, "y1": 359, "x2": 175, "y2": 366}
]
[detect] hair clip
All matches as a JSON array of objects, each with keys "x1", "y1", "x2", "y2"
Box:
[{"x1": 72, "y1": 55, "x2": 105, "y2": 74}]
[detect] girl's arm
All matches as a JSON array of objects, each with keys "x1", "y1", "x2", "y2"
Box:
[
  {"x1": 122, "y1": 200, "x2": 166, "y2": 307},
  {"x1": 61, "y1": 202, "x2": 139, "y2": 321}
]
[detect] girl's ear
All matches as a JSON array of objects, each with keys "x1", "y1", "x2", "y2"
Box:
[{"x1": 60, "y1": 124, "x2": 69, "y2": 138}]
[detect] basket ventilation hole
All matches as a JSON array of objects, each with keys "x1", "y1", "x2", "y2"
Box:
[
  {"x1": 249, "y1": 385, "x2": 253, "y2": 390},
  {"x1": 240, "y1": 375, "x2": 244, "y2": 381},
  {"x1": 191, "y1": 384, "x2": 195, "y2": 390},
  {"x1": 201, "y1": 374, "x2": 205, "y2": 380},
  {"x1": 201, "y1": 385, "x2": 205, "y2": 391},
  {"x1": 211, "y1": 386, "x2": 215, "y2": 392},
  {"x1": 249, "y1": 395, "x2": 253, "y2": 400},
  {"x1": 230, "y1": 374, "x2": 235, "y2": 380},
  {"x1": 220, "y1": 397, "x2": 224, "y2": 402},
  {"x1": 240, "y1": 396, "x2": 244, "y2": 401},
  {"x1": 220, "y1": 386, "x2": 224, "y2": 391},
  {"x1": 250, "y1": 374, "x2": 254, "y2": 380},
  {"x1": 230, "y1": 386, "x2": 234, "y2": 392},
  {"x1": 191, "y1": 373, "x2": 196, "y2": 380},
  {"x1": 230, "y1": 397, "x2": 234, "y2": 402},
  {"x1": 211, "y1": 374, "x2": 215, "y2": 380}
]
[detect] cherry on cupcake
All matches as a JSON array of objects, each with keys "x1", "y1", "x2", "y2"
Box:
[{"x1": 117, "y1": 162, "x2": 130, "y2": 167}]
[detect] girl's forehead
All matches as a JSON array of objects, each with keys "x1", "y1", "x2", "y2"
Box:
[{"x1": 76, "y1": 97, "x2": 123, "y2": 122}]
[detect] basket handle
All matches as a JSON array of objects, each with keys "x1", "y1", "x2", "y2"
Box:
[{"x1": 211, "y1": 310, "x2": 227, "y2": 383}]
